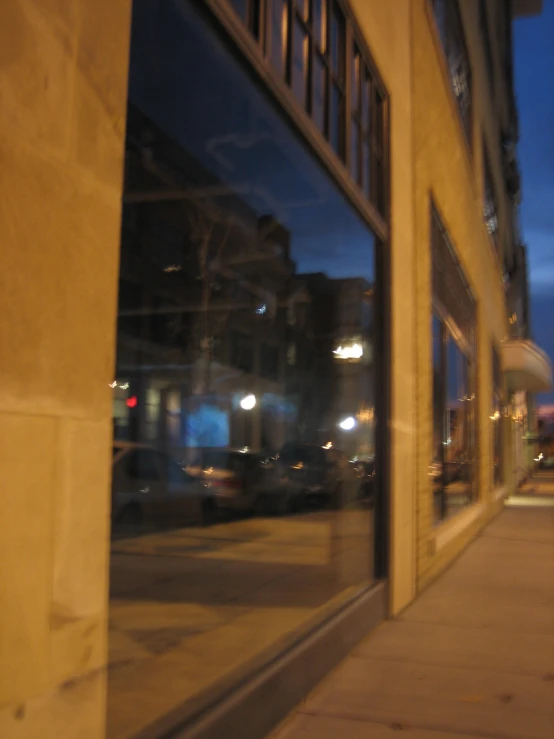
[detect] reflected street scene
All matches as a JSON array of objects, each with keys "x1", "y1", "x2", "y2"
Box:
[{"x1": 108, "y1": 1, "x2": 380, "y2": 735}]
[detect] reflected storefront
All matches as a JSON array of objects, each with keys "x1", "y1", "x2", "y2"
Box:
[
  {"x1": 108, "y1": 1, "x2": 388, "y2": 736},
  {"x1": 430, "y1": 205, "x2": 477, "y2": 524}
]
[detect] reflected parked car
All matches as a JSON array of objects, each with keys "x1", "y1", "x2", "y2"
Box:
[
  {"x1": 351, "y1": 458, "x2": 376, "y2": 506},
  {"x1": 112, "y1": 442, "x2": 207, "y2": 529},
  {"x1": 279, "y1": 443, "x2": 358, "y2": 508},
  {"x1": 186, "y1": 449, "x2": 304, "y2": 515}
]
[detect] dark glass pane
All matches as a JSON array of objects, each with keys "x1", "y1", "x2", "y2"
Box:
[
  {"x1": 375, "y1": 157, "x2": 385, "y2": 214},
  {"x1": 431, "y1": 314, "x2": 443, "y2": 522},
  {"x1": 361, "y1": 72, "x2": 370, "y2": 132},
  {"x1": 330, "y1": 83, "x2": 344, "y2": 157},
  {"x1": 292, "y1": 18, "x2": 308, "y2": 106},
  {"x1": 270, "y1": 0, "x2": 288, "y2": 76},
  {"x1": 125, "y1": 449, "x2": 160, "y2": 481},
  {"x1": 330, "y1": 4, "x2": 345, "y2": 80},
  {"x1": 375, "y1": 90, "x2": 385, "y2": 150},
  {"x1": 229, "y1": 0, "x2": 248, "y2": 23},
  {"x1": 313, "y1": 52, "x2": 326, "y2": 133},
  {"x1": 362, "y1": 140, "x2": 371, "y2": 198},
  {"x1": 296, "y1": 0, "x2": 309, "y2": 21},
  {"x1": 351, "y1": 47, "x2": 360, "y2": 113},
  {"x1": 442, "y1": 334, "x2": 475, "y2": 521},
  {"x1": 350, "y1": 119, "x2": 360, "y2": 184},
  {"x1": 313, "y1": 0, "x2": 326, "y2": 50}
]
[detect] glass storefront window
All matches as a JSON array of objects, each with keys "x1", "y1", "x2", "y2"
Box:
[
  {"x1": 432, "y1": 317, "x2": 476, "y2": 523},
  {"x1": 431, "y1": 205, "x2": 476, "y2": 524},
  {"x1": 492, "y1": 344, "x2": 503, "y2": 487},
  {"x1": 108, "y1": 1, "x2": 382, "y2": 735}
]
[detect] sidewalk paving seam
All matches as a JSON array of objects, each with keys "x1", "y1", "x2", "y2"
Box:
[
  {"x1": 396, "y1": 617, "x2": 554, "y2": 636},
  {"x1": 480, "y1": 535, "x2": 554, "y2": 543},
  {"x1": 296, "y1": 707, "x2": 532, "y2": 739},
  {"x1": 346, "y1": 652, "x2": 554, "y2": 679}
]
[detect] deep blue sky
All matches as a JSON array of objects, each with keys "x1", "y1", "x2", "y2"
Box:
[{"x1": 514, "y1": 0, "x2": 554, "y2": 402}]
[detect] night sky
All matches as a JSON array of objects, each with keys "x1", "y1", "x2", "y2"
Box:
[{"x1": 514, "y1": 0, "x2": 554, "y2": 403}]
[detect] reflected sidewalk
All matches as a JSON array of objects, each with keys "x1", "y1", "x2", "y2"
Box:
[{"x1": 271, "y1": 505, "x2": 554, "y2": 739}]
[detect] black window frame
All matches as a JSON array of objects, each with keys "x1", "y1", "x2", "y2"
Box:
[
  {"x1": 225, "y1": 0, "x2": 388, "y2": 217},
  {"x1": 431, "y1": 0, "x2": 473, "y2": 147}
]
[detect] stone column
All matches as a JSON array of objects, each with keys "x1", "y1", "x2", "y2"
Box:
[{"x1": 0, "y1": 2, "x2": 131, "y2": 736}]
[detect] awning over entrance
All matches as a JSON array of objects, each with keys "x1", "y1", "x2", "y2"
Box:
[{"x1": 502, "y1": 339, "x2": 552, "y2": 393}]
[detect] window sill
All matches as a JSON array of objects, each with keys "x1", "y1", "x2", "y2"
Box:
[
  {"x1": 433, "y1": 501, "x2": 485, "y2": 553},
  {"x1": 493, "y1": 485, "x2": 507, "y2": 502}
]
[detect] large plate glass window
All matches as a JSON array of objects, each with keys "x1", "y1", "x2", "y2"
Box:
[
  {"x1": 492, "y1": 344, "x2": 503, "y2": 487},
  {"x1": 108, "y1": 0, "x2": 385, "y2": 734},
  {"x1": 431, "y1": 204, "x2": 476, "y2": 524}
]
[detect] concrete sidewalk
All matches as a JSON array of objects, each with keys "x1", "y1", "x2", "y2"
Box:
[{"x1": 271, "y1": 506, "x2": 554, "y2": 739}]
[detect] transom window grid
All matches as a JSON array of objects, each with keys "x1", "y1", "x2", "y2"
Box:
[
  {"x1": 227, "y1": 0, "x2": 388, "y2": 217},
  {"x1": 432, "y1": 0, "x2": 472, "y2": 146},
  {"x1": 431, "y1": 205, "x2": 476, "y2": 356}
]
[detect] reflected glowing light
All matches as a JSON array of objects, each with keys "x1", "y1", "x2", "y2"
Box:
[
  {"x1": 489, "y1": 411, "x2": 501, "y2": 421},
  {"x1": 322, "y1": 442, "x2": 333, "y2": 449},
  {"x1": 339, "y1": 416, "x2": 356, "y2": 431},
  {"x1": 240, "y1": 394, "x2": 257, "y2": 410},
  {"x1": 333, "y1": 343, "x2": 363, "y2": 360},
  {"x1": 163, "y1": 264, "x2": 183, "y2": 273},
  {"x1": 357, "y1": 408, "x2": 374, "y2": 423}
]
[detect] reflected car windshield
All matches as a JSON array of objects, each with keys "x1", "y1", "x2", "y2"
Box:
[{"x1": 202, "y1": 451, "x2": 258, "y2": 472}]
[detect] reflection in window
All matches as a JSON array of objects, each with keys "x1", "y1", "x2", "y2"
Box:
[
  {"x1": 432, "y1": 0, "x2": 472, "y2": 144},
  {"x1": 492, "y1": 345, "x2": 503, "y2": 487},
  {"x1": 432, "y1": 318, "x2": 476, "y2": 523},
  {"x1": 483, "y1": 147, "x2": 499, "y2": 249},
  {"x1": 431, "y1": 206, "x2": 476, "y2": 524},
  {"x1": 227, "y1": 0, "x2": 387, "y2": 211},
  {"x1": 270, "y1": 0, "x2": 287, "y2": 75},
  {"x1": 109, "y1": 1, "x2": 381, "y2": 734},
  {"x1": 292, "y1": 18, "x2": 308, "y2": 106}
]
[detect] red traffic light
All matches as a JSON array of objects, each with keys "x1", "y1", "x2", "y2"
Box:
[{"x1": 126, "y1": 396, "x2": 138, "y2": 409}]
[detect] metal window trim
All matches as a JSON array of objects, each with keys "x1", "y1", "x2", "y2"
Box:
[{"x1": 201, "y1": 0, "x2": 389, "y2": 242}]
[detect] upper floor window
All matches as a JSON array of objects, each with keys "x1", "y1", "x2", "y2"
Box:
[
  {"x1": 227, "y1": 0, "x2": 388, "y2": 217},
  {"x1": 432, "y1": 0, "x2": 472, "y2": 145},
  {"x1": 479, "y1": 0, "x2": 494, "y2": 98},
  {"x1": 483, "y1": 147, "x2": 499, "y2": 249}
]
